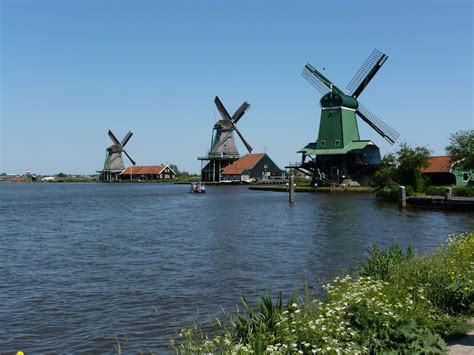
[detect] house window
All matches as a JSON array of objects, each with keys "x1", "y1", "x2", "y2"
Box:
[
  {"x1": 462, "y1": 172, "x2": 470, "y2": 182},
  {"x1": 320, "y1": 140, "x2": 326, "y2": 147},
  {"x1": 335, "y1": 140, "x2": 340, "y2": 146}
]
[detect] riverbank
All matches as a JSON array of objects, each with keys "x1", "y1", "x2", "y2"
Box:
[
  {"x1": 171, "y1": 232, "x2": 474, "y2": 353},
  {"x1": 407, "y1": 195, "x2": 474, "y2": 211},
  {"x1": 249, "y1": 185, "x2": 373, "y2": 193}
]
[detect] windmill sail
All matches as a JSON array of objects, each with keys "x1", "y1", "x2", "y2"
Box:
[
  {"x1": 356, "y1": 103, "x2": 400, "y2": 144},
  {"x1": 123, "y1": 149, "x2": 136, "y2": 166},
  {"x1": 214, "y1": 96, "x2": 232, "y2": 121},
  {"x1": 347, "y1": 49, "x2": 388, "y2": 98},
  {"x1": 232, "y1": 102, "x2": 251, "y2": 124},
  {"x1": 108, "y1": 130, "x2": 120, "y2": 145},
  {"x1": 121, "y1": 131, "x2": 133, "y2": 146},
  {"x1": 232, "y1": 122, "x2": 253, "y2": 153},
  {"x1": 302, "y1": 64, "x2": 332, "y2": 95}
]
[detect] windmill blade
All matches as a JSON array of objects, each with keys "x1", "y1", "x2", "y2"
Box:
[
  {"x1": 231, "y1": 122, "x2": 253, "y2": 153},
  {"x1": 231, "y1": 102, "x2": 251, "y2": 124},
  {"x1": 302, "y1": 63, "x2": 348, "y2": 96},
  {"x1": 108, "y1": 130, "x2": 120, "y2": 145},
  {"x1": 121, "y1": 131, "x2": 133, "y2": 147},
  {"x1": 347, "y1": 49, "x2": 388, "y2": 98},
  {"x1": 356, "y1": 103, "x2": 400, "y2": 145},
  {"x1": 123, "y1": 150, "x2": 136, "y2": 166},
  {"x1": 214, "y1": 96, "x2": 232, "y2": 121},
  {"x1": 302, "y1": 64, "x2": 332, "y2": 95}
]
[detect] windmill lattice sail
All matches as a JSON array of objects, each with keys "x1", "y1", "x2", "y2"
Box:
[
  {"x1": 357, "y1": 104, "x2": 400, "y2": 144},
  {"x1": 302, "y1": 64, "x2": 332, "y2": 95},
  {"x1": 347, "y1": 49, "x2": 388, "y2": 98}
]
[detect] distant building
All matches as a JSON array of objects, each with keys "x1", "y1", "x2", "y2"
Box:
[
  {"x1": 421, "y1": 156, "x2": 473, "y2": 187},
  {"x1": 120, "y1": 165, "x2": 176, "y2": 181},
  {"x1": 220, "y1": 153, "x2": 283, "y2": 183}
]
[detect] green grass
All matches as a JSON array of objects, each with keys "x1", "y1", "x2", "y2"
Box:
[
  {"x1": 425, "y1": 185, "x2": 474, "y2": 197},
  {"x1": 170, "y1": 232, "x2": 474, "y2": 354}
]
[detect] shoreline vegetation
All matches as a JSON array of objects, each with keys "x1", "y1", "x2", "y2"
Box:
[
  {"x1": 249, "y1": 185, "x2": 373, "y2": 193},
  {"x1": 4, "y1": 176, "x2": 472, "y2": 198},
  {"x1": 170, "y1": 233, "x2": 474, "y2": 354}
]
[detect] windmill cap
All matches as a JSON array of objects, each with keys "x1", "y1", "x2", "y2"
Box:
[{"x1": 320, "y1": 92, "x2": 358, "y2": 110}]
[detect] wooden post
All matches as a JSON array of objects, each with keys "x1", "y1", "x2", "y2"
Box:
[
  {"x1": 399, "y1": 186, "x2": 406, "y2": 208},
  {"x1": 445, "y1": 187, "x2": 452, "y2": 200},
  {"x1": 289, "y1": 175, "x2": 295, "y2": 203}
]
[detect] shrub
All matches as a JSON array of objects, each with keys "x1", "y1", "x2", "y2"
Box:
[
  {"x1": 373, "y1": 143, "x2": 430, "y2": 200},
  {"x1": 171, "y1": 233, "x2": 474, "y2": 353},
  {"x1": 424, "y1": 186, "x2": 474, "y2": 197},
  {"x1": 455, "y1": 186, "x2": 474, "y2": 197},
  {"x1": 375, "y1": 184, "x2": 399, "y2": 202},
  {"x1": 375, "y1": 185, "x2": 414, "y2": 201},
  {"x1": 425, "y1": 186, "x2": 447, "y2": 196}
]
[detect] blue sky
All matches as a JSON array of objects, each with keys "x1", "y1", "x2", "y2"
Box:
[{"x1": 1, "y1": 0, "x2": 472, "y2": 174}]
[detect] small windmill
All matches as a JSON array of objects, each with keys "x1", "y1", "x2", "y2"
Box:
[
  {"x1": 99, "y1": 130, "x2": 136, "y2": 182},
  {"x1": 295, "y1": 49, "x2": 400, "y2": 185},
  {"x1": 198, "y1": 96, "x2": 253, "y2": 182}
]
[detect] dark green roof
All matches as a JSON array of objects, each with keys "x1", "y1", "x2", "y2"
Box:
[{"x1": 298, "y1": 140, "x2": 377, "y2": 155}]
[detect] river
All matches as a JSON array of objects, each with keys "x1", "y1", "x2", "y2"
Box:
[{"x1": 1, "y1": 183, "x2": 473, "y2": 353}]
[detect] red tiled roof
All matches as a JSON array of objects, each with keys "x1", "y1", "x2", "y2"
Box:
[
  {"x1": 121, "y1": 165, "x2": 167, "y2": 175},
  {"x1": 420, "y1": 156, "x2": 453, "y2": 173},
  {"x1": 222, "y1": 153, "x2": 265, "y2": 175}
]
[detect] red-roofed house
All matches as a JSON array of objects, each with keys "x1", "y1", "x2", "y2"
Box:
[
  {"x1": 220, "y1": 153, "x2": 283, "y2": 183},
  {"x1": 120, "y1": 165, "x2": 176, "y2": 181},
  {"x1": 421, "y1": 156, "x2": 473, "y2": 187}
]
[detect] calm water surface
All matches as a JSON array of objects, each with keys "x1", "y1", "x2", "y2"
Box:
[{"x1": 1, "y1": 183, "x2": 473, "y2": 353}]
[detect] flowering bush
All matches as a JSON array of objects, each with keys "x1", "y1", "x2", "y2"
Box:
[{"x1": 170, "y1": 233, "x2": 474, "y2": 353}]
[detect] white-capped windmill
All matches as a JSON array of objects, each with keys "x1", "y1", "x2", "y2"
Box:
[
  {"x1": 99, "y1": 130, "x2": 136, "y2": 182},
  {"x1": 198, "y1": 96, "x2": 253, "y2": 182}
]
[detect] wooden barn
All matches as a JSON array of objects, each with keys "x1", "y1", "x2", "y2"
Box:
[
  {"x1": 120, "y1": 165, "x2": 176, "y2": 181},
  {"x1": 220, "y1": 153, "x2": 282, "y2": 183}
]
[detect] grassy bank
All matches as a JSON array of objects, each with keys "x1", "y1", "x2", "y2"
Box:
[
  {"x1": 171, "y1": 233, "x2": 474, "y2": 353},
  {"x1": 249, "y1": 185, "x2": 373, "y2": 193}
]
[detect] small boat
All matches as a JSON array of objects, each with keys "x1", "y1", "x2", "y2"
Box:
[{"x1": 190, "y1": 182, "x2": 206, "y2": 193}]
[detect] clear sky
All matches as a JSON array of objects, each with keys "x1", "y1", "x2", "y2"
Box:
[{"x1": 1, "y1": 0, "x2": 472, "y2": 175}]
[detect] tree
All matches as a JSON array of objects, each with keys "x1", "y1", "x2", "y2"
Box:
[
  {"x1": 445, "y1": 130, "x2": 474, "y2": 170},
  {"x1": 372, "y1": 153, "x2": 397, "y2": 190},
  {"x1": 372, "y1": 143, "x2": 431, "y2": 200},
  {"x1": 396, "y1": 143, "x2": 431, "y2": 192}
]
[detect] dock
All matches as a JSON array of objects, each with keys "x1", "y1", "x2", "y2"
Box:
[{"x1": 407, "y1": 196, "x2": 474, "y2": 211}]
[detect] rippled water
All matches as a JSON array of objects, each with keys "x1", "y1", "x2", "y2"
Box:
[{"x1": 1, "y1": 183, "x2": 473, "y2": 353}]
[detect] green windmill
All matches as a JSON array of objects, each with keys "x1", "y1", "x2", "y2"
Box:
[{"x1": 296, "y1": 49, "x2": 399, "y2": 186}]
